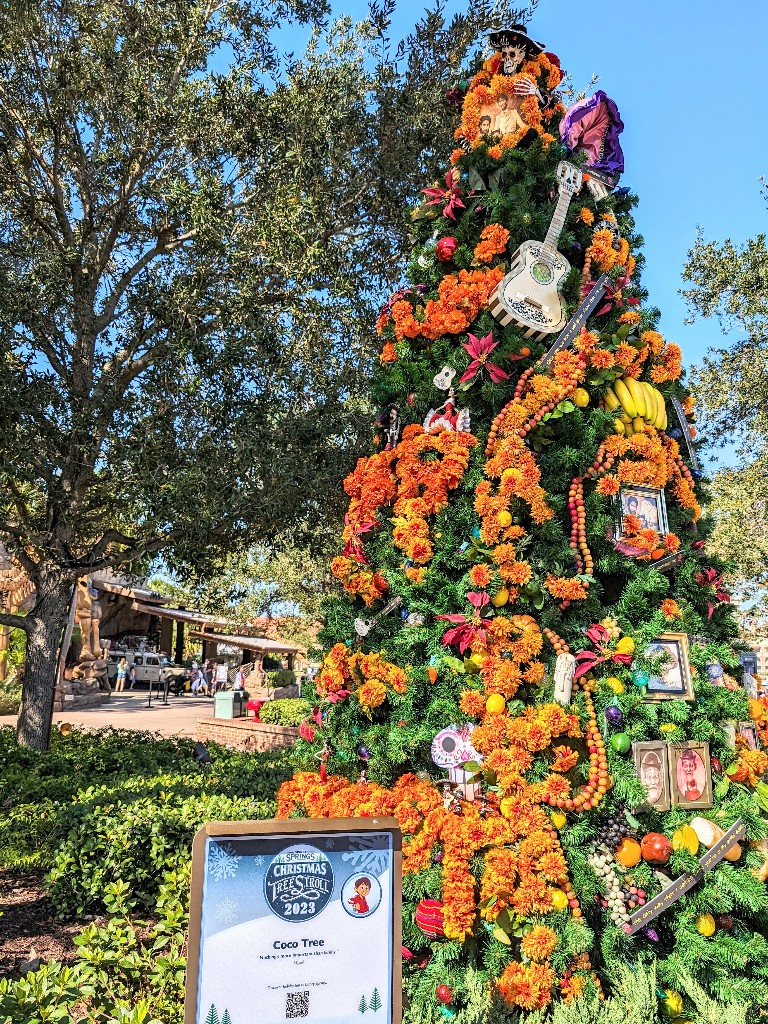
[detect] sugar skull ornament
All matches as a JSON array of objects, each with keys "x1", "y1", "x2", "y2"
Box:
[{"x1": 431, "y1": 723, "x2": 483, "y2": 801}]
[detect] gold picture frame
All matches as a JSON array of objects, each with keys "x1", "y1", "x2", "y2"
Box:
[
  {"x1": 632, "y1": 741, "x2": 671, "y2": 811},
  {"x1": 669, "y1": 741, "x2": 713, "y2": 810},
  {"x1": 643, "y1": 632, "x2": 694, "y2": 702}
]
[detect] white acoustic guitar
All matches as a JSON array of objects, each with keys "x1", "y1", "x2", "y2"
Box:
[{"x1": 489, "y1": 161, "x2": 583, "y2": 341}]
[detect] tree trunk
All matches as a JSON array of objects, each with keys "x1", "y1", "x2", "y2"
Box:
[{"x1": 16, "y1": 569, "x2": 72, "y2": 750}]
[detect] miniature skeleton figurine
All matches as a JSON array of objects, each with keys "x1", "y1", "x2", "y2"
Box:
[
  {"x1": 423, "y1": 389, "x2": 471, "y2": 434},
  {"x1": 476, "y1": 795, "x2": 496, "y2": 820},
  {"x1": 385, "y1": 404, "x2": 401, "y2": 449},
  {"x1": 376, "y1": 405, "x2": 402, "y2": 450},
  {"x1": 437, "y1": 779, "x2": 463, "y2": 815}
]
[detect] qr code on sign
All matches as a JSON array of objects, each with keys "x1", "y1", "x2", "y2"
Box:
[{"x1": 285, "y1": 991, "x2": 309, "y2": 1019}]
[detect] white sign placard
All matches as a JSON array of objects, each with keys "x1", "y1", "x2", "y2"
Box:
[{"x1": 186, "y1": 818, "x2": 402, "y2": 1024}]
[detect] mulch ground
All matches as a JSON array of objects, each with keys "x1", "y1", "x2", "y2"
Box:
[{"x1": 0, "y1": 868, "x2": 88, "y2": 979}]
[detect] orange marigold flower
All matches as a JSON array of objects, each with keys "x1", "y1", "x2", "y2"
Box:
[
  {"x1": 618, "y1": 310, "x2": 642, "y2": 325},
  {"x1": 380, "y1": 341, "x2": 397, "y2": 363},
  {"x1": 590, "y1": 348, "x2": 615, "y2": 369},
  {"x1": 487, "y1": 145, "x2": 503, "y2": 160},
  {"x1": 544, "y1": 575, "x2": 589, "y2": 601},
  {"x1": 459, "y1": 689, "x2": 486, "y2": 718},
  {"x1": 541, "y1": 774, "x2": 570, "y2": 801},
  {"x1": 660, "y1": 598, "x2": 682, "y2": 620},
  {"x1": 474, "y1": 223, "x2": 510, "y2": 264},
  {"x1": 520, "y1": 925, "x2": 559, "y2": 962},
  {"x1": 498, "y1": 961, "x2": 555, "y2": 1011},
  {"x1": 575, "y1": 328, "x2": 599, "y2": 353},
  {"x1": 449, "y1": 148, "x2": 464, "y2": 164},
  {"x1": 469, "y1": 564, "x2": 493, "y2": 588},
  {"x1": 664, "y1": 532, "x2": 680, "y2": 552},
  {"x1": 614, "y1": 342, "x2": 639, "y2": 367},
  {"x1": 405, "y1": 566, "x2": 425, "y2": 583},
  {"x1": 551, "y1": 745, "x2": 579, "y2": 772},
  {"x1": 578, "y1": 207, "x2": 595, "y2": 225},
  {"x1": 596, "y1": 475, "x2": 620, "y2": 496},
  {"x1": 640, "y1": 329, "x2": 664, "y2": 355}
]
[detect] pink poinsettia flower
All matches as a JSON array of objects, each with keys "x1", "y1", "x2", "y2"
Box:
[
  {"x1": 582, "y1": 273, "x2": 640, "y2": 316},
  {"x1": 422, "y1": 171, "x2": 466, "y2": 221},
  {"x1": 574, "y1": 623, "x2": 634, "y2": 679},
  {"x1": 436, "y1": 592, "x2": 492, "y2": 653},
  {"x1": 459, "y1": 332, "x2": 510, "y2": 384}
]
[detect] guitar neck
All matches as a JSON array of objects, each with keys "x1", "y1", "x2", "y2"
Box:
[
  {"x1": 539, "y1": 274, "x2": 610, "y2": 367},
  {"x1": 542, "y1": 190, "x2": 572, "y2": 256}
]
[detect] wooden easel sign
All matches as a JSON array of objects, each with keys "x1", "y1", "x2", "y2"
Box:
[{"x1": 185, "y1": 818, "x2": 403, "y2": 1024}]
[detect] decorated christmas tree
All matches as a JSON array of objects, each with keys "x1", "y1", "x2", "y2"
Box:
[{"x1": 276, "y1": 24, "x2": 768, "y2": 1022}]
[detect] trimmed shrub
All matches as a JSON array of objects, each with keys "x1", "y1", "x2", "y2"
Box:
[{"x1": 258, "y1": 697, "x2": 312, "y2": 727}]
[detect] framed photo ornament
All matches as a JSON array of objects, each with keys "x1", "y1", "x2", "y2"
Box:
[
  {"x1": 632, "y1": 741, "x2": 671, "y2": 811},
  {"x1": 185, "y1": 818, "x2": 402, "y2": 1024},
  {"x1": 669, "y1": 741, "x2": 713, "y2": 810},
  {"x1": 643, "y1": 632, "x2": 694, "y2": 702},
  {"x1": 615, "y1": 484, "x2": 669, "y2": 542}
]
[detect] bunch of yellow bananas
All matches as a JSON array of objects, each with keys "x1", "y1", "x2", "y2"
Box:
[{"x1": 604, "y1": 377, "x2": 667, "y2": 436}]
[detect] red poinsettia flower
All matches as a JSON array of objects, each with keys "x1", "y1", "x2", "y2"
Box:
[
  {"x1": 695, "y1": 567, "x2": 731, "y2": 618},
  {"x1": 342, "y1": 513, "x2": 376, "y2": 562},
  {"x1": 459, "y1": 331, "x2": 510, "y2": 384},
  {"x1": 436, "y1": 591, "x2": 492, "y2": 653},
  {"x1": 422, "y1": 171, "x2": 467, "y2": 221}
]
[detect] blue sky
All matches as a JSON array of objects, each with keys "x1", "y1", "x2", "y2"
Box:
[{"x1": 290, "y1": 0, "x2": 766, "y2": 466}]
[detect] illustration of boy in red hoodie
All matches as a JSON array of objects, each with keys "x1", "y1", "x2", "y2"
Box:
[{"x1": 348, "y1": 877, "x2": 371, "y2": 914}]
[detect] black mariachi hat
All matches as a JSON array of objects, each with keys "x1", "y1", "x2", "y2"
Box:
[{"x1": 488, "y1": 24, "x2": 544, "y2": 59}]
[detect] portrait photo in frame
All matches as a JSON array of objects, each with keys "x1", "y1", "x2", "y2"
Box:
[
  {"x1": 669, "y1": 741, "x2": 713, "y2": 810},
  {"x1": 644, "y1": 632, "x2": 694, "y2": 702},
  {"x1": 737, "y1": 722, "x2": 759, "y2": 750},
  {"x1": 632, "y1": 741, "x2": 671, "y2": 811},
  {"x1": 615, "y1": 484, "x2": 668, "y2": 541}
]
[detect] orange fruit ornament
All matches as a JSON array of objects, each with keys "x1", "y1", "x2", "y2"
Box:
[{"x1": 615, "y1": 837, "x2": 642, "y2": 868}]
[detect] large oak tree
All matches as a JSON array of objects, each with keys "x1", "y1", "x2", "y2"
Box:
[
  {"x1": 0, "y1": 0, "x2": 520, "y2": 747},
  {"x1": 684, "y1": 182, "x2": 768, "y2": 613}
]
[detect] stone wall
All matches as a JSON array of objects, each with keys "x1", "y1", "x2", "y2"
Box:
[{"x1": 196, "y1": 717, "x2": 299, "y2": 752}]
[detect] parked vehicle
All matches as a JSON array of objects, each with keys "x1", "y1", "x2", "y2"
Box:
[{"x1": 106, "y1": 649, "x2": 187, "y2": 689}]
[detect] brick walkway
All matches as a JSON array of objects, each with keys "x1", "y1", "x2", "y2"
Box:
[{"x1": 0, "y1": 692, "x2": 219, "y2": 738}]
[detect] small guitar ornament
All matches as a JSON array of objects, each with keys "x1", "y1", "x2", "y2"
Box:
[{"x1": 489, "y1": 161, "x2": 583, "y2": 341}]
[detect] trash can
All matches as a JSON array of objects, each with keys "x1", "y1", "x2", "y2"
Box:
[{"x1": 214, "y1": 691, "x2": 235, "y2": 719}]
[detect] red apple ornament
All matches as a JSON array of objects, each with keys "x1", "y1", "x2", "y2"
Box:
[
  {"x1": 436, "y1": 236, "x2": 458, "y2": 262},
  {"x1": 640, "y1": 832, "x2": 673, "y2": 865}
]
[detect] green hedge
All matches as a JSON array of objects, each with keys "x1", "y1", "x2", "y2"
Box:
[
  {"x1": 266, "y1": 668, "x2": 296, "y2": 688},
  {"x1": 258, "y1": 697, "x2": 312, "y2": 727}
]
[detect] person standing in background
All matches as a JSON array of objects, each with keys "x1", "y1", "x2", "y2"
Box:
[{"x1": 115, "y1": 657, "x2": 127, "y2": 691}]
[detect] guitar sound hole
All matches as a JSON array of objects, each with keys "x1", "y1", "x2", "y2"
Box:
[{"x1": 531, "y1": 261, "x2": 553, "y2": 285}]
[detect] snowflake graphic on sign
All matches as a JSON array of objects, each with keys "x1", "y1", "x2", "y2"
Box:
[
  {"x1": 208, "y1": 842, "x2": 241, "y2": 882},
  {"x1": 214, "y1": 898, "x2": 239, "y2": 925},
  {"x1": 342, "y1": 835, "x2": 389, "y2": 877}
]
